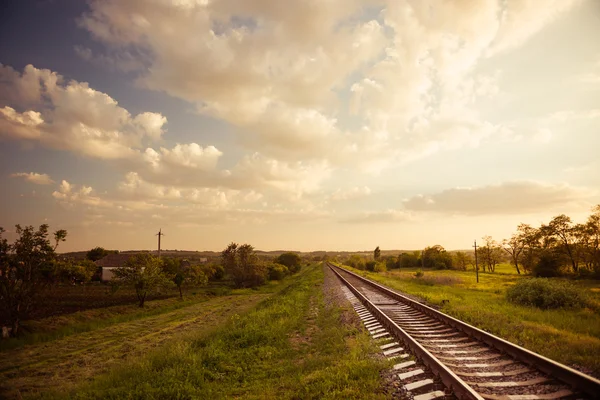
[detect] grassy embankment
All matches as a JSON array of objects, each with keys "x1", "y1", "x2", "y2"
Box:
[
  {"x1": 341, "y1": 263, "x2": 600, "y2": 376},
  {"x1": 1, "y1": 281, "x2": 242, "y2": 352},
  {"x1": 4, "y1": 264, "x2": 389, "y2": 399}
]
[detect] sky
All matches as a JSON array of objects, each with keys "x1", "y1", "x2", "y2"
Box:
[{"x1": 1, "y1": 0, "x2": 599, "y2": 253}]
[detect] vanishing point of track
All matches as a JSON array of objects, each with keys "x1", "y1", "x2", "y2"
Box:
[{"x1": 328, "y1": 263, "x2": 600, "y2": 400}]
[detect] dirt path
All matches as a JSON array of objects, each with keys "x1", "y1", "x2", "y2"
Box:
[{"x1": 0, "y1": 294, "x2": 268, "y2": 399}]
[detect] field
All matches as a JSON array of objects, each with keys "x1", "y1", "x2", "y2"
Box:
[
  {"x1": 0, "y1": 264, "x2": 389, "y2": 399},
  {"x1": 341, "y1": 263, "x2": 600, "y2": 377}
]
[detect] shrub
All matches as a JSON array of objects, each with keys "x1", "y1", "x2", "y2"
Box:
[
  {"x1": 533, "y1": 251, "x2": 563, "y2": 277},
  {"x1": 414, "y1": 269, "x2": 424, "y2": 278},
  {"x1": 506, "y1": 278, "x2": 587, "y2": 309},
  {"x1": 373, "y1": 262, "x2": 387, "y2": 273},
  {"x1": 267, "y1": 263, "x2": 289, "y2": 281},
  {"x1": 365, "y1": 260, "x2": 377, "y2": 272},
  {"x1": 275, "y1": 253, "x2": 302, "y2": 274}
]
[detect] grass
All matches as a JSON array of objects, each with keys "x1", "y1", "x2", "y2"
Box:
[
  {"x1": 0, "y1": 279, "x2": 284, "y2": 352},
  {"x1": 37, "y1": 263, "x2": 388, "y2": 399},
  {"x1": 341, "y1": 263, "x2": 600, "y2": 377}
]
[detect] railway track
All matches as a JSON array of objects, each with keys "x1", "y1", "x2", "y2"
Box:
[{"x1": 328, "y1": 263, "x2": 600, "y2": 400}]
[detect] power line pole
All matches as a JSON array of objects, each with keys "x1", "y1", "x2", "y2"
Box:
[
  {"x1": 473, "y1": 239, "x2": 479, "y2": 283},
  {"x1": 156, "y1": 228, "x2": 165, "y2": 259}
]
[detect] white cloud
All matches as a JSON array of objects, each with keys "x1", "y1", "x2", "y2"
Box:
[
  {"x1": 330, "y1": 186, "x2": 371, "y2": 201},
  {"x1": 52, "y1": 180, "x2": 111, "y2": 207},
  {"x1": 0, "y1": 64, "x2": 166, "y2": 160},
  {"x1": 80, "y1": 0, "x2": 566, "y2": 168},
  {"x1": 486, "y1": 0, "x2": 581, "y2": 57},
  {"x1": 403, "y1": 181, "x2": 594, "y2": 215},
  {"x1": 10, "y1": 172, "x2": 54, "y2": 185}
]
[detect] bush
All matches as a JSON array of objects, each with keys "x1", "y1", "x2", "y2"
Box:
[
  {"x1": 506, "y1": 278, "x2": 587, "y2": 309},
  {"x1": 414, "y1": 269, "x2": 424, "y2": 278},
  {"x1": 533, "y1": 251, "x2": 563, "y2": 277},
  {"x1": 267, "y1": 263, "x2": 289, "y2": 281},
  {"x1": 365, "y1": 260, "x2": 377, "y2": 272},
  {"x1": 275, "y1": 253, "x2": 301, "y2": 274},
  {"x1": 373, "y1": 262, "x2": 387, "y2": 273}
]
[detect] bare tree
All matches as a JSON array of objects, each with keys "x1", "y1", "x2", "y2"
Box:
[{"x1": 502, "y1": 233, "x2": 525, "y2": 274}]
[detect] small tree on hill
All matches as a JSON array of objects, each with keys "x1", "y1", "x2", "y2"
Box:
[
  {"x1": 86, "y1": 247, "x2": 110, "y2": 261},
  {"x1": 275, "y1": 252, "x2": 301, "y2": 273},
  {"x1": 162, "y1": 258, "x2": 207, "y2": 299},
  {"x1": 0, "y1": 224, "x2": 67, "y2": 337},
  {"x1": 113, "y1": 253, "x2": 171, "y2": 307},
  {"x1": 221, "y1": 243, "x2": 266, "y2": 288},
  {"x1": 374, "y1": 246, "x2": 381, "y2": 260}
]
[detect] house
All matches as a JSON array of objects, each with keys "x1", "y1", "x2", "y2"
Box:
[{"x1": 95, "y1": 253, "x2": 134, "y2": 281}]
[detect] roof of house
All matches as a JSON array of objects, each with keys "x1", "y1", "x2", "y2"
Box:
[{"x1": 94, "y1": 253, "x2": 135, "y2": 268}]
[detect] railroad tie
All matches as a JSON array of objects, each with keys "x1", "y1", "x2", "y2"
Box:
[
  {"x1": 398, "y1": 368, "x2": 425, "y2": 380},
  {"x1": 413, "y1": 391, "x2": 445, "y2": 400},
  {"x1": 404, "y1": 378, "x2": 434, "y2": 391}
]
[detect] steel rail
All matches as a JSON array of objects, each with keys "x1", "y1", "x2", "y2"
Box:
[
  {"x1": 330, "y1": 263, "x2": 600, "y2": 399},
  {"x1": 329, "y1": 263, "x2": 484, "y2": 400}
]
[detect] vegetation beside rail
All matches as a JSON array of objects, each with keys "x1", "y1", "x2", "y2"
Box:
[
  {"x1": 43, "y1": 263, "x2": 387, "y2": 399},
  {"x1": 339, "y1": 263, "x2": 600, "y2": 377}
]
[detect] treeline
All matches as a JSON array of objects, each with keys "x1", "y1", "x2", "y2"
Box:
[
  {"x1": 343, "y1": 204, "x2": 600, "y2": 279},
  {"x1": 495, "y1": 205, "x2": 600, "y2": 277},
  {"x1": 0, "y1": 224, "x2": 304, "y2": 337}
]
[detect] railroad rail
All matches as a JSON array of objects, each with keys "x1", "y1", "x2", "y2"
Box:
[{"x1": 328, "y1": 263, "x2": 600, "y2": 400}]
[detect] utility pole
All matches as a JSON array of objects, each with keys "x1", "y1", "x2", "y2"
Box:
[
  {"x1": 473, "y1": 239, "x2": 479, "y2": 283},
  {"x1": 156, "y1": 228, "x2": 165, "y2": 259}
]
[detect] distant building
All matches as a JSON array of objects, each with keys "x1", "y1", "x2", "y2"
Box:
[
  {"x1": 199, "y1": 257, "x2": 208, "y2": 263},
  {"x1": 95, "y1": 253, "x2": 134, "y2": 281}
]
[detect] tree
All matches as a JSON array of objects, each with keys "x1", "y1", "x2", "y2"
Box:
[
  {"x1": 59, "y1": 259, "x2": 96, "y2": 285},
  {"x1": 453, "y1": 251, "x2": 472, "y2": 271},
  {"x1": 347, "y1": 254, "x2": 366, "y2": 270},
  {"x1": 547, "y1": 215, "x2": 579, "y2": 273},
  {"x1": 221, "y1": 243, "x2": 266, "y2": 288},
  {"x1": 479, "y1": 236, "x2": 501, "y2": 272},
  {"x1": 502, "y1": 233, "x2": 525, "y2": 275},
  {"x1": 374, "y1": 246, "x2": 381, "y2": 261},
  {"x1": 86, "y1": 247, "x2": 109, "y2": 261},
  {"x1": 162, "y1": 258, "x2": 207, "y2": 299},
  {"x1": 0, "y1": 224, "x2": 67, "y2": 337},
  {"x1": 398, "y1": 252, "x2": 420, "y2": 269},
  {"x1": 422, "y1": 245, "x2": 453, "y2": 269},
  {"x1": 113, "y1": 253, "x2": 171, "y2": 307},
  {"x1": 275, "y1": 252, "x2": 302, "y2": 273}
]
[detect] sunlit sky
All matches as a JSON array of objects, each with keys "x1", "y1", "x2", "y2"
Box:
[{"x1": 1, "y1": 0, "x2": 599, "y2": 252}]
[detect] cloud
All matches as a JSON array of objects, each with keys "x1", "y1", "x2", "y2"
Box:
[
  {"x1": 486, "y1": 0, "x2": 581, "y2": 57},
  {"x1": 342, "y1": 209, "x2": 413, "y2": 224},
  {"x1": 403, "y1": 181, "x2": 594, "y2": 215},
  {"x1": 330, "y1": 186, "x2": 371, "y2": 201},
  {"x1": 0, "y1": 64, "x2": 167, "y2": 160},
  {"x1": 52, "y1": 180, "x2": 111, "y2": 207},
  {"x1": 10, "y1": 172, "x2": 54, "y2": 185},
  {"x1": 78, "y1": 0, "x2": 571, "y2": 169}
]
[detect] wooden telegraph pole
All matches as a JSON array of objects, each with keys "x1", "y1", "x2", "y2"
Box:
[
  {"x1": 156, "y1": 228, "x2": 165, "y2": 259},
  {"x1": 473, "y1": 239, "x2": 479, "y2": 283}
]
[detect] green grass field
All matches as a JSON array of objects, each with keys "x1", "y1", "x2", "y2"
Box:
[
  {"x1": 342, "y1": 263, "x2": 600, "y2": 377},
  {"x1": 2, "y1": 264, "x2": 389, "y2": 399}
]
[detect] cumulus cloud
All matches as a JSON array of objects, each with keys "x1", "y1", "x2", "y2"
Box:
[
  {"x1": 403, "y1": 181, "x2": 593, "y2": 215},
  {"x1": 10, "y1": 172, "x2": 54, "y2": 185},
  {"x1": 0, "y1": 64, "x2": 166, "y2": 160},
  {"x1": 52, "y1": 180, "x2": 111, "y2": 207},
  {"x1": 78, "y1": 0, "x2": 572, "y2": 168}
]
